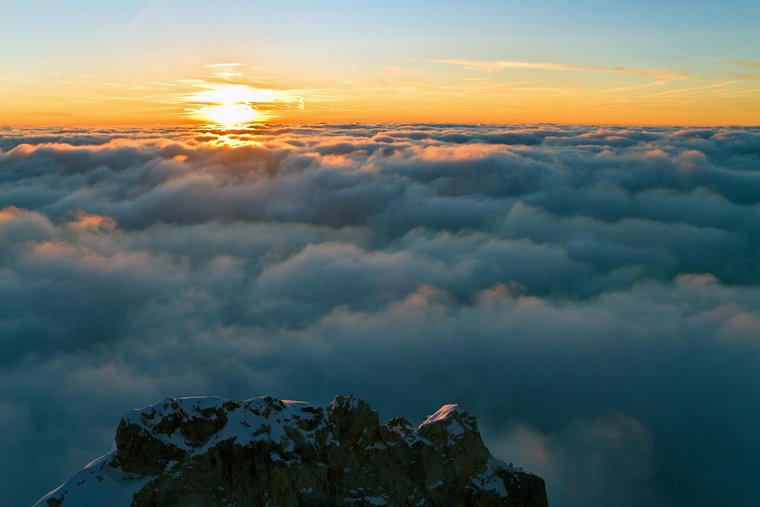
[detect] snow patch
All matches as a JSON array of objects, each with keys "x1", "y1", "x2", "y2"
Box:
[{"x1": 419, "y1": 404, "x2": 461, "y2": 427}]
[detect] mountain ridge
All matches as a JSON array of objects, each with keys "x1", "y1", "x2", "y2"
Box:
[{"x1": 37, "y1": 394, "x2": 548, "y2": 506}]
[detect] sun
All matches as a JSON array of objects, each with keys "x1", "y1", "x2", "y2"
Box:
[
  {"x1": 203, "y1": 103, "x2": 258, "y2": 127},
  {"x1": 187, "y1": 83, "x2": 298, "y2": 126}
]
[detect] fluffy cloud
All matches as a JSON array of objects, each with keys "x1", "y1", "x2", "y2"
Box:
[{"x1": 1, "y1": 124, "x2": 759, "y2": 506}]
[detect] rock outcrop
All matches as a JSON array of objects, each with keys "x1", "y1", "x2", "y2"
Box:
[{"x1": 36, "y1": 395, "x2": 548, "y2": 506}]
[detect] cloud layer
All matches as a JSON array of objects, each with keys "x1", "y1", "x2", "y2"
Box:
[{"x1": 1, "y1": 124, "x2": 759, "y2": 506}]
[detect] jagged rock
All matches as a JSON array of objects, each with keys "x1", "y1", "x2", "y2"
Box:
[{"x1": 36, "y1": 395, "x2": 548, "y2": 507}]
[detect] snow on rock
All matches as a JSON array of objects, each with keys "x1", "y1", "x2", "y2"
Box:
[
  {"x1": 36, "y1": 394, "x2": 547, "y2": 507},
  {"x1": 420, "y1": 403, "x2": 463, "y2": 425}
]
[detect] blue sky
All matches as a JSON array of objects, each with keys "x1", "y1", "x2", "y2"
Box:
[{"x1": 1, "y1": 0, "x2": 758, "y2": 124}]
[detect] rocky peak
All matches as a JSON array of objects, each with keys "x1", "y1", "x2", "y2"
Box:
[
  {"x1": 417, "y1": 404, "x2": 478, "y2": 442},
  {"x1": 37, "y1": 395, "x2": 548, "y2": 507}
]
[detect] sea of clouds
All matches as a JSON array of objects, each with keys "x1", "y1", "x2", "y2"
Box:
[{"x1": 1, "y1": 123, "x2": 759, "y2": 505}]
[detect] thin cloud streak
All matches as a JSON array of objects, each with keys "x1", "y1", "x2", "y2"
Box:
[
  {"x1": 716, "y1": 59, "x2": 760, "y2": 81},
  {"x1": 597, "y1": 80, "x2": 668, "y2": 94},
  {"x1": 431, "y1": 59, "x2": 695, "y2": 81},
  {"x1": 717, "y1": 59, "x2": 760, "y2": 69}
]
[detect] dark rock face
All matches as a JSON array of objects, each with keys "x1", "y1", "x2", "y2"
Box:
[{"x1": 36, "y1": 395, "x2": 548, "y2": 507}]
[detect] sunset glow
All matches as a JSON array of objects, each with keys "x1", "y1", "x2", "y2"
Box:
[
  {"x1": 201, "y1": 104, "x2": 258, "y2": 126},
  {"x1": 0, "y1": 2, "x2": 757, "y2": 126},
  {"x1": 186, "y1": 84, "x2": 301, "y2": 125},
  {"x1": 3, "y1": 2, "x2": 760, "y2": 506}
]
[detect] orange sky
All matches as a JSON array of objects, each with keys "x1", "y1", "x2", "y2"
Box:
[
  {"x1": 3, "y1": 62, "x2": 758, "y2": 127},
  {"x1": 1, "y1": 2, "x2": 758, "y2": 126}
]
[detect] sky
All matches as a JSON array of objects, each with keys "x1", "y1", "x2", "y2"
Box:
[
  {"x1": 2, "y1": 3, "x2": 760, "y2": 506},
  {"x1": 1, "y1": 0, "x2": 759, "y2": 125}
]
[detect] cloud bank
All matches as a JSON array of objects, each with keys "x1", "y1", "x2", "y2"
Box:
[{"x1": 1, "y1": 123, "x2": 759, "y2": 506}]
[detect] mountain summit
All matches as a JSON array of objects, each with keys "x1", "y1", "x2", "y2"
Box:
[{"x1": 37, "y1": 395, "x2": 547, "y2": 506}]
